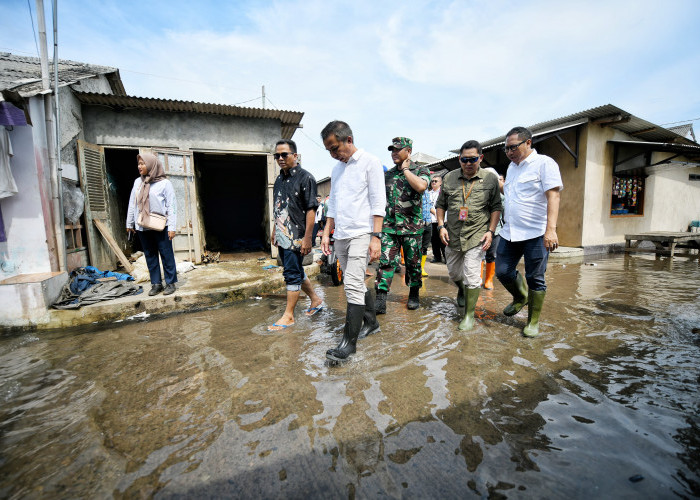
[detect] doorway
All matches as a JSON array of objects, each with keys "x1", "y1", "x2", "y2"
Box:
[
  {"x1": 193, "y1": 153, "x2": 268, "y2": 254},
  {"x1": 104, "y1": 148, "x2": 141, "y2": 257}
]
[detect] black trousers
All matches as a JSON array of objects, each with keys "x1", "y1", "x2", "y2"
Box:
[
  {"x1": 420, "y1": 223, "x2": 432, "y2": 255},
  {"x1": 430, "y1": 222, "x2": 446, "y2": 262}
]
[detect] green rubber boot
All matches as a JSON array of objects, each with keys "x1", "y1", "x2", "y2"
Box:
[
  {"x1": 502, "y1": 271, "x2": 528, "y2": 316},
  {"x1": 459, "y1": 287, "x2": 481, "y2": 331},
  {"x1": 523, "y1": 290, "x2": 546, "y2": 338},
  {"x1": 455, "y1": 280, "x2": 465, "y2": 308}
]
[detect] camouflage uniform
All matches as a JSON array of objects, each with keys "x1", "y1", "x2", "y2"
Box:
[{"x1": 376, "y1": 156, "x2": 432, "y2": 291}]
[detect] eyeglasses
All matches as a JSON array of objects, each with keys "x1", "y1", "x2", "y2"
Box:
[
  {"x1": 431, "y1": 180, "x2": 440, "y2": 183},
  {"x1": 459, "y1": 156, "x2": 480, "y2": 164},
  {"x1": 503, "y1": 139, "x2": 527, "y2": 152},
  {"x1": 274, "y1": 152, "x2": 294, "y2": 159}
]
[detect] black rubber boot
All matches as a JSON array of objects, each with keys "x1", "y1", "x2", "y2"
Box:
[
  {"x1": 454, "y1": 280, "x2": 465, "y2": 308},
  {"x1": 375, "y1": 290, "x2": 388, "y2": 315},
  {"x1": 407, "y1": 286, "x2": 420, "y2": 310},
  {"x1": 359, "y1": 290, "x2": 381, "y2": 339},
  {"x1": 501, "y1": 271, "x2": 528, "y2": 316},
  {"x1": 326, "y1": 303, "x2": 365, "y2": 363}
]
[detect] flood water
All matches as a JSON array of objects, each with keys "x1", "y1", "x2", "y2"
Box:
[{"x1": 1, "y1": 254, "x2": 699, "y2": 498}]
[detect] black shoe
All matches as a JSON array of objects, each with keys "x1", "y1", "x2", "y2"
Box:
[
  {"x1": 327, "y1": 303, "x2": 365, "y2": 363},
  {"x1": 375, "y1": 290, "x2": 387, "y2": 315},
  {"x1": 407, "y1": 286, "x2": 420, "y2": 310},
  {"x1": 430, "y1": 258, "x2": 441, "y2": 264},
  {"x1": 359, "y1": 290, "x2": 380, "y2": 339},
  {"x1": 163, "y1": 283, "x2": 176, "y2": 295},
  {"x1": 148, "y1": 284, "x2": 163, "y2": 296}
]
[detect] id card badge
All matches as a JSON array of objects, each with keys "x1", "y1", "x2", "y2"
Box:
[{"x1": 458, "y1": 206, "x2": 468, "y2": 221}]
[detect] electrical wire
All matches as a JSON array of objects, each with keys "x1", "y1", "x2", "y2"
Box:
[
  {"x1": 26, "y1": 0, "x2": 40, "y2": 58},
  {"x1": 263, "y1": 95, "x2": 324, "y2": 150},
  {"x1": 659, "y1": 117, "x2": 700, "y2": 126}
]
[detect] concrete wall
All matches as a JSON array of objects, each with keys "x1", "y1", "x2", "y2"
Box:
[
  {"x1": 0, "y1": 98, "x2": 54, "y2": 280},
  {"x1": 581, "y1": 124, "x2": 700, "y2": 247},
  {"x1": 81, "y1": 107, "x2": 281, "y2": 153},
  {"x1": 71, "y1": 74, "x2": 113, "y2": 94},
  {"x1": 59, "y1": 87, "x2": 85, "y2": 172},
  {"x1": 534, "y1": 128, "x2": 585, "y2": 247}
]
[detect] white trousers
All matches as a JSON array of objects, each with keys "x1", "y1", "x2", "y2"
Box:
[
  {"x1": 445, "y1": 244, "x2": 485, "y2": 289},
  {"x1": 334, "y1": 233, "x2": 371, "y2": 305}
]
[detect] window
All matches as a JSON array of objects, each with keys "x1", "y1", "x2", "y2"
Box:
[{"x1": 611, "y1": 175, "x2": 644, "y2": 216}]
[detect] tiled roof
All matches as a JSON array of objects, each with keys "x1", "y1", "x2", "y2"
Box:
[{"x1": 0, "y1": 52, "x2": 125, "y2": 97}]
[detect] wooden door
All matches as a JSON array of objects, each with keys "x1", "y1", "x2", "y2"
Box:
[
  {"x1": 142, "y1": 148, "x2": 202, "y2": 263},
  {"x1": 77, "y1": 140, "x2": 116, "y2": 270}
]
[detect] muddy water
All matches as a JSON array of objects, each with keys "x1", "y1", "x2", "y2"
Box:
[{"x1": 1, "y1": 255, "x2": 698, "y2": 498}]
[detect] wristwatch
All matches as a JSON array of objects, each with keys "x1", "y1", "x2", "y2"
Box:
[
  {"x1": 486, "y1": 229, "x2": 495, "y2": 235},
  {"x1": 437, "y1": 225, "x2": 445, "y2": 231},
  {"x1": 371, "y1": 232, "x2": 382, "y2": 239}
]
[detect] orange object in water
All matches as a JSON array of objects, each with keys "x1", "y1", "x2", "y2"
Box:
[{"x1": 483, "y1": 261, "x2": 496, "y2": 289}]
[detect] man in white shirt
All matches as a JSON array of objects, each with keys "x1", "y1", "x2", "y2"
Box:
[
  {"x1": 497, "y1": 126, "x2": 562, "y2": 337},
  {"x1": 321, "y1": 120, "x2": 386, "y2": 363}
]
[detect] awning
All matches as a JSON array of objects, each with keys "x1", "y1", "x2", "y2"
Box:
[
  {"x1": 609, "y1": 140, "x2": 700, "y2": 175},
  {"x1": 426, "y1": 119, "x2": 586, "y2": 173}
]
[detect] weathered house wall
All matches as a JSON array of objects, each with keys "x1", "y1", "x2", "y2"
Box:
[
  {"x1": 0, "y1": 98, "x2": 55, "y2": 280},
  {"x1": 81, "y1": 107, "x2": 280, "y2": 152},
  {"x1": 536, "y1": 128, "x2": 586, "y2": 248},
  {"x1": 581, "y1": 125, "x2": 700, "y2": 247}
]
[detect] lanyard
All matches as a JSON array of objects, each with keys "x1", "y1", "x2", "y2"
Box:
[{"x1": 461, "y1": 178, "x2": 475, "y2": 205}]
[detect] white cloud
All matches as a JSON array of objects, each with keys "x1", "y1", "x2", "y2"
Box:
[{"x1": 2, "y1": 0, "x2": 699, "y2": 180}]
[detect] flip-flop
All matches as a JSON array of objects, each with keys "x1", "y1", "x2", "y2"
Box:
[
  {"x1": 267, "y1": 322, "x2": 295, "y2": 331},
  {"x1": 305, "y1": 303, "x2": 325, "y2": 316}
]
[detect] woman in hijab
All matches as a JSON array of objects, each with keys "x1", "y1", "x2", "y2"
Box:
[{"x1": 126, "y1": 153, "x2": 178, "y2": 295}]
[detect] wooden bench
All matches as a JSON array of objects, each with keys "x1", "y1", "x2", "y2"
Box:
[{"x1": 624, "y1": 232, "x2": 700, "y2": 258}]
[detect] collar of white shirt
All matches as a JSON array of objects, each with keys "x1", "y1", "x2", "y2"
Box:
[{"x1": 514, "y1": 149, "x2": 538, "y2": 167}]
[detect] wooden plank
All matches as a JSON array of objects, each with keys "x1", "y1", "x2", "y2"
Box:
[
  {"x1": 93, "y1": 219, "x2": 134, "y2": 273},
  {"x1": 624, "y1": 247, "x2": 698, "y2": 258}
]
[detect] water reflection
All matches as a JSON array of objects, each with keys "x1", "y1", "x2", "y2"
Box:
[{"x1": 0, "y1": 254, "x2": 698, "y2": 498}]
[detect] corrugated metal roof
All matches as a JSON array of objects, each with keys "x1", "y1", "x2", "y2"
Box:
[
  {"x1": 0, "y1": 52, "x2": 125, "y2": 97},
  {"x1": 74, "y1": 92, "x2": 304, "y2": 139},
  {"x1": 481, "y1": 104, "x2": 696, "y2": 148},
  {"x1": 608, "y1": 140, "x2": 700, "y2": 158},
  {"x1": 423, "y1": 105, "x2": 699, "y2": 172}
]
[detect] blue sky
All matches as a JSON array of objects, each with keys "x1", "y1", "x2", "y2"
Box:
[{"x1": 2, "y1": 0, "x2": 700, "y2": 180}]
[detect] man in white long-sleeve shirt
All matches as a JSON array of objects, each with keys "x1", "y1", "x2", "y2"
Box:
[{"x1": 321, "y1": 120, "x2": 386, "y2": 363}]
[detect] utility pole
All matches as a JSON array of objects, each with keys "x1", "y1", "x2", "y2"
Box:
[
  {"x1": 36, "y1": 0, "x2": 66, "y2": 271},
  {"x1": 262, "y1": 85, "x2": 265, "y2": 109}
]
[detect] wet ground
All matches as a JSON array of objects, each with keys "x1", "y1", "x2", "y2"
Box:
[{"x1": 1, "y1": 254, "x2": 699, "y2": 498}]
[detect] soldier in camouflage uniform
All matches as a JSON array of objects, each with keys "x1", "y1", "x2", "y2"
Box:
[{"x1": 375, "y1": 137, "x2": 431, "y2": 312}]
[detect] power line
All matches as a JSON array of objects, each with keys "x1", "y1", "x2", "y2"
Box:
[
  {"x1": 26, "y1": 0, "x2": 40, "y2": 58},
  {"x1": 264, "y1": 95, "x2": 325, "y2": 150},
  {"x1": 659, "y1": 117, "x2": 700, "y2": 126},
  {"x1": 118, "y1": 68, "x2": 255, "y2": 95}
]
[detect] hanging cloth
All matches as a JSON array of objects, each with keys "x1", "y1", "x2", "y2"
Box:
[{"x1": 0, "y1": 128, "x2": 18, "y2": 199}]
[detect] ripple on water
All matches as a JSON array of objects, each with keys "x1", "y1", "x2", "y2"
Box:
[{"x1": 0, "y1": 255, "x2": 699, "y2": 498}]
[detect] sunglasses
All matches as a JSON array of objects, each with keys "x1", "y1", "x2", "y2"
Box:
[
  {"x1": 503, "y1": 139, "x2": 527, "y2": 152},
  {"x1": 274, "y1": 152, "x2": 294, "y2": 159},
  {"x1": 459, "y1": 156, "x2": 480, "y2": 164}
]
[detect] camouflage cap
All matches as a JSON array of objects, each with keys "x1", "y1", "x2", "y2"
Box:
[{"x1": 387, "y1": 137, "x2": 413, "y2": 151}]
